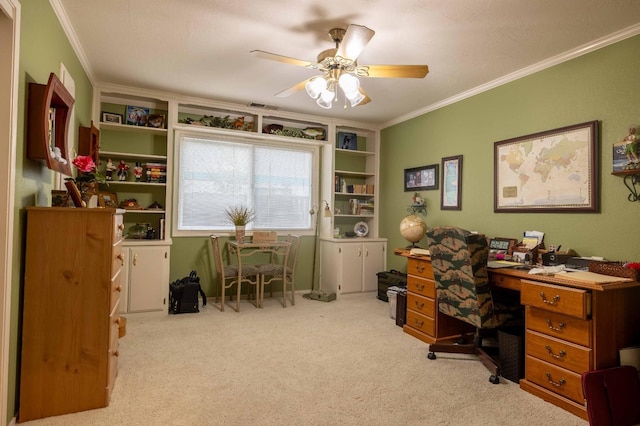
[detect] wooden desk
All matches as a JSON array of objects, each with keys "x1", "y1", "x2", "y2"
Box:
[{"x1": 395, "y1": 249, "x2": 640, "y2": 420}]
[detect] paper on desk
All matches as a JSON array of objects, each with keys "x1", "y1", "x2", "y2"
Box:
[
  {"x1": 528, "y1": 265, "x2": 568, "y2": 275},
  {"x1": 523, "y1": 230, "x2": 544, "y2": 248}
]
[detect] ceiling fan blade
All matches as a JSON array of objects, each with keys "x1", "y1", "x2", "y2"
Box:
[
  {"x1": 274, "y1": 79, "x2": 310, "y2": 97},
  {"x1": 336, "y1": 24, "x2": 375, "y2": 61},
  {"x1": 356, "y1": 87, "x2": 371, "y2": 106},
  {"x1": 365, "y1": 64, "x2": 429, "y2": 78},
  {"x1": 250, "y1": 50, "x2": 315, "y2": 68}
]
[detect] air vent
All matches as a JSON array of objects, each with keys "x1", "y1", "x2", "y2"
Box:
[{"x1": 248, "y1": 102, "x2": 278, "y2": 110}]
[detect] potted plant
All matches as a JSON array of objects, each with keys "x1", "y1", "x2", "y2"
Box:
[{"x1": 225, "y1": 205, "x2": 255, "y2": 243}]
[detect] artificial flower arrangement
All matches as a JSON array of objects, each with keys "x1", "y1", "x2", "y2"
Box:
[{"x1": 67, "y1": 155, "x2": 106, "y2": 187}]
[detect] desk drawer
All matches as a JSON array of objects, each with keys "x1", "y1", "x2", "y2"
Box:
[
  {"x1": 521, "y1": 280, "x2": 591, "y2": 319},
  {"x1": 408, "y1": 258, "x2": 434, "y2": 280},
  {"x1": 526, "y1": 330, "x2": 591, "y2": 374},
  {"x1": 405, "y1": 309, "x2": 435, "y2": 336},
  {"x1": 526, "y1": 355, "x2": 583, "y2": 404},
  {"x1": 407, "y1": 276, "x2": 435, "y2": 298},
  {"x1": 491, "y1": 273, "x2": 522, "y2": 292},
  {"x1": 526, "y1": 306, "x2": 591, "y2": 347},
  {"x1": 407, "y1": 292, "x2": 435, "y2": 318}
]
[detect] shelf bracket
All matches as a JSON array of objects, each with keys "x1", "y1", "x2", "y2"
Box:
[
  {"x1": 623, "y1": 173, "x2": 640, "y2": 202},
  {"x1": 407, "y1": 205, "x2": 427, "y2": 216}
]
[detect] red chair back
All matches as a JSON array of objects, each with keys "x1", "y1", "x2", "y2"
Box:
[{"x1": 581, "y1": 365, "x2": 640, "y2": 426}]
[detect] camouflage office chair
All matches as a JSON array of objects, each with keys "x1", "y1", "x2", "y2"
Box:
[{"x1": 426, "y1": 226, "x2": 520, "y2": 384}]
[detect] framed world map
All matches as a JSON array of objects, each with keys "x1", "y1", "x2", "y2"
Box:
[{"x1": 494, "y1": 120, "x2": 599, "y2": 213}]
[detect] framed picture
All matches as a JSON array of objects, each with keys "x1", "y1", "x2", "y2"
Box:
[
  {"x1": 98, "y1": 191, "x2": 119, "y2": 208},
  {"x1": 337, "y1": 132, "x2": 357, "y2": 150},
  {"x1": 147, "y1": 113, "x2": 166, "y2": 129},
  {"x1": 404, "y1": 164, "x2": 439, "y2": 191},
  {"x1": 126, "y1": 105, "x2": 150, "y2": 126},
  {"x1": 494, "y1": 120, "x2": 598, "y2": 213},
  {"x1": 64, "y1": 180, "x2": 84, "y2": 208},
  {"x1": 101, "y1": 112, "x2": 123, "y2": 124},
  {"x1": 51, "y1": 190, "x2": 72, "y2": 207},
  {"x1": 441, "y1": 155, "x2": 462, "y2": 210}
]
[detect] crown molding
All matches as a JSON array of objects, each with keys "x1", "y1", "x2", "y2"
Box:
[
  {"x1": 49, "y1": 0, "x2": 95, "y2": 85},
  {"x1": 383, "y1": 23, "x2": 640, "y2": 129}
]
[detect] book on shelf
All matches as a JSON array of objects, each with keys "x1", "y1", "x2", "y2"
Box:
[
  {"x1": 145, "y1": 162, "x2": 166, "y2": 183},
  {"x1": 348, "y1": 199, "x2": 375, "y2": 215}
]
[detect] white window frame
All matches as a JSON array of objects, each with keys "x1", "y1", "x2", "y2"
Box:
[{"x1": 172, "y1": 129, "x2": 321, "y2": 237}]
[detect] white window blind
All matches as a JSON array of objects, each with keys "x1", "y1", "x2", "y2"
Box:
[{"x1": 176, "y1": 133, "x2": 315, "y2": 231}]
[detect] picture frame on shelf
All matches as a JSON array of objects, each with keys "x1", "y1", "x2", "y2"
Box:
[
  {"x1": 101, "y1": 112, "x2": 123, "y2": 124},
  {"x1": 64, "y1": 180, "x2": 84, "y2": 208},
  {"x1": 404, "y1": 164, "x2": 439, "y2": 191},
  {"x1": 51, "y1": 190, "x2": 72, "y2": 207},
  {"x1": 337, "y1": 132, "x2": 357, "y2": 150},
  {"x1": 125, "y1": 105, "x2": 150, "y2": 126},
  {"x1": 441, "y1": 155, "x2": 462, "y2": 210},
  {"x1": 147, "y1": 114, "x2": 166, "y2": 129},
  {"x1": 494, "y1": 120, "x2": 598, "y2": 213},
  {"x1": 98, "y1": 191, "x2": 118, "y2": 208}
]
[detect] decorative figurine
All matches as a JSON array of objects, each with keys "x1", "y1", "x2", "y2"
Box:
[
  {"x1": 133, "y1": 162, "x2": 143, "y2": 181},
  {"x1": 117, "y1": 160, "x2": 129, "y2": 181},
  {"x1": 105, "y1": 158, "x2": 116, "y2": 180},
  {"x1": 412, "y1": 192, "x2": 425, "y2": 206},
  {"x1": 623, "y1": 127, "x2": 639, "y2": 169}
]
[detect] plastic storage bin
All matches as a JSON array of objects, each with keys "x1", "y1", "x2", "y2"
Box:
[{"x1": 387, "y1": 286, "x2": 402, "y2": 319}]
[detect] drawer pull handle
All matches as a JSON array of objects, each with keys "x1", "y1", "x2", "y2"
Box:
[
  {"x1": 545, "y1": 345, "x2": 567, "y2": 359},
  {"x1": 415, "y1": 264, "x2": 425, "y2": 273},
  {"x1": 545, "y1": 372, "x2": 566, "y2": 387},
  {"x1": 416, "y1": 283, "x2": 425, "y2": 291},
  {"x1": 116, "y1": 253, "x2": 124, "y2": 266},
  {"x1": 545, "y1": 319, "x2": 566, "y2": 331},
  {"x1": 540, "y1": 292, "x2": 560, "y2": 305},
  {"x1": 413, "y1": 319, "x2": 424, "y2": 328},
  {"x1": 414, "y1": 301, "x2": 425, "y2": 310}
]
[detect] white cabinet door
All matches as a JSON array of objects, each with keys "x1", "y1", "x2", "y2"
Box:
[
  {"x1": 127, "y1": 246, "x2": 170, "y2": 312},
  {"x1": 340, "y1": 243, "x2": 364, "y2": 294},
  {"x1": 362, "y1": 241, "x2": 386, "y2": 292}
]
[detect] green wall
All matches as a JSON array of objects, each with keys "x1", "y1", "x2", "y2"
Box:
[
  {"x1": 381, "y1": 34, "x2": 640, "y2": 272},
  {"x1": 9, "y1": 0, "x2": 93, "y2": 421}
]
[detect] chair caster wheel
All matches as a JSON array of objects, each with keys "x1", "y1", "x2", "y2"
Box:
[
  {"x1": 427, "y1": 352, "x2": 437, "y2": 360},
  {"x1": 489, "y1": 375, "x2": 500, "y2": 384}
]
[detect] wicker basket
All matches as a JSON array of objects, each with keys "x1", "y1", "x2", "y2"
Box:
[{"x1": 588, "y1": 261, "x2": 640, "y2": 281}]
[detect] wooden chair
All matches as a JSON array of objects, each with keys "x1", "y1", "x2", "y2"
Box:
[
  {"x1": 256, "y1": 235, "x2": 299, "y2": 308},
  {"x1": 426, "y1": 226, "x2": 521, "y2": 384},
  {"x1": 209, "y1": 235, "x2": 259, "y2": 312}
]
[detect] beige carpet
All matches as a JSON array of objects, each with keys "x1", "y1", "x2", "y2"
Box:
[{"x1": 21, "y1": 292, "x2": 587, "y2": 425}]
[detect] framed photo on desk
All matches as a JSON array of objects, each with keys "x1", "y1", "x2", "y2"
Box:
[{"x1": 494, "y1": 120, "x2": 598, "y2": 213}]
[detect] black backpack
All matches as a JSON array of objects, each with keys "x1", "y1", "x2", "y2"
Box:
[{"x1": 169, "y1": 270, "x2": 207, "y2": 314}]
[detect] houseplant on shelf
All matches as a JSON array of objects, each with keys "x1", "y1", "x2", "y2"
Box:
[{"x1": 225, "y1": 205, "x2": 255, "y2": 243}]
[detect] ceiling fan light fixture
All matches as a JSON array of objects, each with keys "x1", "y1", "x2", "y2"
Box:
[
  {"x1": 346, "y1": 90, "x2": 365, "y2": 107},
  {"x1": 305, "y1": 76, "x2": 327, "y2": 99},
  {"x1": 316, "y1": 87, "x2": 335, "y2": 109},
  {"x1": 338, "y1": 73, "x2": 359, "y2": 93}
]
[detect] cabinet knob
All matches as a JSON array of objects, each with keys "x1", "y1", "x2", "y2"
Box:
[
  {"x1": 133, "y1": 253, "x2": 138, "y2": 266},
  {"x1": 116, "y1": 285, "x2": 122, "y2": 293},
  {"x1": 118, "y1": 223, "x2": 125, "y2": 231},
  {"x1": 114, "y1": 350, "x2": 120, "y2": 357},
  {"x1": 116, "y1": 253, "x2": 124, "y2": 266}
]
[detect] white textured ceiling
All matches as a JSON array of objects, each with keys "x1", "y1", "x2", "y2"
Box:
[{"x1": 57, "y1": 0, "x2": 640, "y2": 125}]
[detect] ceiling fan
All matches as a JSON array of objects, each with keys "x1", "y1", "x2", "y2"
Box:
[{"x1": 250, "y1": 24, "x2": 429, "y2": 109}]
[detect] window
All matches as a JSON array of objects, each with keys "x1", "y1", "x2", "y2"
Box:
[{"x1": 175, "y1": 131, "x2": 318, "y2": 234}]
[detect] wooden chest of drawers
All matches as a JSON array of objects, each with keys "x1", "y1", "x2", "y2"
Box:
[
  {"x1": 20, "y1": 208, "x2": 124, "y2": 422},
  {"x1": 517, "y1": 278, "x2": 640, "y2": 420},
  {"x1": 403, "y1": 256, "x2": 474, "y2": 344}
]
